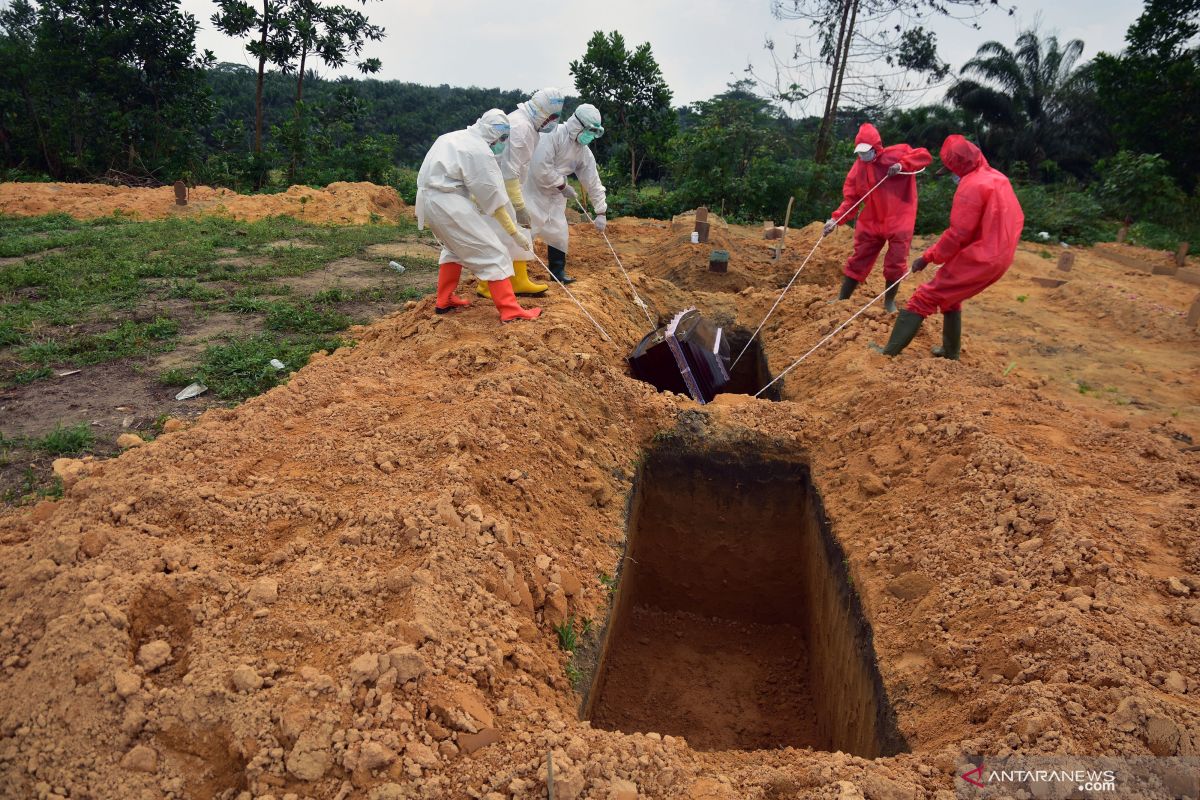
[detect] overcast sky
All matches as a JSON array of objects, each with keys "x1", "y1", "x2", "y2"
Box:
[{"x1": 182, "y1": 0, "x2": 1145, "y2": 110}]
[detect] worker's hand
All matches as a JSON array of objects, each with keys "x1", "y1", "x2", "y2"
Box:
[
  {"x1": 558, "y1": 183, "x2": 578, "y2": 201},
  {"x1": 593, "y1": 213, "x2": 606, "y2": 233},
  {"x1": 512, "y1": 228, "x2": 532, "y2": 250},
  {"x1": 887, "y1": 163, "x2": 903, "y2": 177},
  {"x1": 822, "y1": 218, "x2": 837, "y2": 237},
  {"x1": 515, "y1": 206, "x2": 531, "y2": 226},
  {"x1": 911, "y1": 256, "x2": 929, "y2": 273}
]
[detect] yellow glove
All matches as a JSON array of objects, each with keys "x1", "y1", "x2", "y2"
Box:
[
  {"x1": 504, "y1": 178, "x2": 526, "y2": 212},
  {"x1": 492, "y1": 205, "x2": 518, "y2": 236}
]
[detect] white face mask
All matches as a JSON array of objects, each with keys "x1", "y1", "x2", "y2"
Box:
[{"x1": 858, "y1": 149, "x2": 876, "y2": 163}]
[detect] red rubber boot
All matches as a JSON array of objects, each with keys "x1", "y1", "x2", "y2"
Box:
[
  {"x1": 488, "y1": 279, "x2": 542, "y2": 322},
  {"x1": 435, "y1": 262, "x2": 471, "y2": 314}
]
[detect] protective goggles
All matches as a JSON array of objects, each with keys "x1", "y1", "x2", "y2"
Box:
[{"x1": 573, "y1": 112, "x2": 604, "y2": 141}]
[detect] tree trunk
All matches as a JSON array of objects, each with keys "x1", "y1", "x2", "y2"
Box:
[
  {"x1": 815, "y1": 0, "x2": 862, "y2": 164},
  {"x1": 253, "y1": 0, "x2": 269, "y2": 188},
  {"x1": 288, "y1": 43, "x2": 308, "y2": 183},
  {"x1": 814, "y1": 0, "x2": 852, "y2": 164},
  {"x1": 629, "y1": 143, "x2": 638, "y2": 188}
]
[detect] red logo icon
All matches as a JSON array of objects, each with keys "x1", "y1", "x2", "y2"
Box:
[{"x1": 961, "y1": 764, "x2": 986, "y2": 788}]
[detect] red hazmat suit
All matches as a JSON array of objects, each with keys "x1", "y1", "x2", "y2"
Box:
[
  {"x1": 907, "y1": 136, "x2": 1024, "y2": 318},
  {"x1": 831, "y1": 123, "x2": 932, "y2": 284}
]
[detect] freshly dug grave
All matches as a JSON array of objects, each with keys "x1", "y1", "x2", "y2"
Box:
[
  {"x1": 584, "y1": 446, "x2": 905, "y2": 758},
  {"x1": 0, "y1": 182, "x2": 409, "y2": 225},
  {"x1": 0, "y1": 217, "x2": 1199, "y2": 800}
]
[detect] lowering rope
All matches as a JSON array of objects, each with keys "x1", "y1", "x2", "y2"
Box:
[
  {"x1": 574, "y1": 198, "x2": 656, "y2": 326},
  {"x1": 730, "y1": 167, "x2": 926, "y2": 370},
  {"x1": 528, "y1": 250, "x2": 613, "y2": 342},
  {"x1": 754, "y1": 266, "x2": 931, "y2": 398}
]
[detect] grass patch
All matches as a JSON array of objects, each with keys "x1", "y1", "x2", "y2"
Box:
[
  {"x1": 16, "y1": 316, "x2": 178, "y2": 366},
  {"x1": 554, "y1": 617, "x2": 579, "y2": 652},
  {"x1": 35, "y1": 422, "x2": 94, "y2": 455},
  {"x1": 195, "y1": 333, "x2": 346, "y2": 400},
  {"x1": 4, "y1": 366, "x2": 53, "y2": 387},
  {"x1": 264, "y1": 301, "x2": 350, "y2": 334},
  {"x1": 168, "y1": 280, "x2": 224, "y2": 301}
]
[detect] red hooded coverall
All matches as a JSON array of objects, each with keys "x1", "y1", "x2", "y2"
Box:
[
  {"x1": 831, "y1": 123, "x2": 932, "y2": 285},
  {"x1": 907, "y1": 136, "x2": 1024, "y2": 318}
]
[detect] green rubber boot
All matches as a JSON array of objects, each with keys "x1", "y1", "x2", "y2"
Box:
[
  {"x1": 870, "y1": 309, "x2": 925, "y2": 356},
  {"x1": 883, "y1": 282, "x2": 900, "y2": 314},
  {"x1": 838, "y1": 275, "x2": 859, "y2": 300},
  {"x1": 932, "y1": 310, "x2": 962, "y2": 359}
]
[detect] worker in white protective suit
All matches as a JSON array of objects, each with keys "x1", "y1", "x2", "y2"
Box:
[
  {"x1": 416, "y1": 109, "x2": 541, "y2": 322},
  {"x1": 524, "y1": 103, "x2": 608, "y2": 284},
  {"x1": 476, "y1": 87, "x2": 565, "y2": 300}
]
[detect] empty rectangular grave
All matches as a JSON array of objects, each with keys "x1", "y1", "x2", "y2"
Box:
[{"x1": 582, "y1": 447, "x2": 906, "y2": 756}]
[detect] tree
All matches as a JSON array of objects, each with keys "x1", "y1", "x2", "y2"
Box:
[
  {"x1": 280, "y1": 0, "x2": 384, "y2": 179},
  {"x1": 0, "y1": 0, "x2": 213, "y2": 179},
  {"x1": 947, "y1": 31, "x2": 1095, "y2": 179},
  {"x1": 756, "y1": 0, "x2": 1013, "y2": 163},
  {"x1": 211, "y1": 0, "x2": 295, "y2": 178},
  {"x1": 667, "y1": 81, "x2": 802, "y2": 220},
  {"x1": 1092, "y1": 0, "x2": 1200, "y2": 191},
  {"x1": 569, "y1": 30, "x2": 676, "y2": 188}
]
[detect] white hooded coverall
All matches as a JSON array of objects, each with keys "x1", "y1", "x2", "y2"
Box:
[
  {"x1": 482, "y1": 100, "x2": 549, "y2": 263},
  {"x1": 524, "y1": 113, "x2": 608, "y2": 254},
  {"x1": 416, "y1": 118, "x2": 515, "y2": 283}
]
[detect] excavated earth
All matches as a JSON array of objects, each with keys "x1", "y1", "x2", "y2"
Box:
[{"x1": 2, "y1": 198, "x2": 1200, "y2": 800}]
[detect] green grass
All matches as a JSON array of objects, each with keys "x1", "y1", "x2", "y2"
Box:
[
  {"x1": 554, "y1": 617, "x2": 579, "y2": 652},
  {"x1": 1016, "y1": 295, "x2": 1028, "y2": 303},
  {"x1": 16, "y1": 317, "x2": 179, "y2": 366},
  {"x1": 191, "y1": 333, "x2": 346, "y2": 400},
  {"x1": 0, "y1": 212, "x2": 419, "y2": 372},
  {"x1": 35, "y1": 423, "x2": 94, "y2": 455},
  {"x1": 264, "y1": 301, "x2": 351, "y2": 334}
]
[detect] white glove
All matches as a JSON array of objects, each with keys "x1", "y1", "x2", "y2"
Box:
[
  {"x1": 558, "y1": 183, "x2": 577, "y2": 201},
  {"x1": 515, "y1": 206, "x2": 531, "y2": 226},
  {"x1": 822, "y1": 218, "x2": 837, "y2": 237},
  {"x1": 593, "y1": 213, "x2": 606, "y2": 233},
  {"x1": 511, "y1": 228, "x2": 531, "y2": 250}
]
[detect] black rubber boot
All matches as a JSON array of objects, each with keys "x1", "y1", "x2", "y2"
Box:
[
  {"x1": 870, "y1": 309, "x2": 924, "y2": 356},
  {"x1": 838, "y1": 275, "x2": 859, "y2": 300},
  {"x1": 547, "y1": 245, "x2": 574, "y2": 284},
  {"x1": 883, "y1": 282, "x2": 900, "y2": 314},
  {"x1": 932, "y1": 310, "x2": 962, "y2": 359}
]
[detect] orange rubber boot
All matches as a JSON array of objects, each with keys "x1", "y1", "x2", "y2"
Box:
[
  {"x1": 488, "y1": 279, "x2": 542, "y2": 322},
  {"x1": 435, "y1": 262, "x2": 471, "y2": 314}
]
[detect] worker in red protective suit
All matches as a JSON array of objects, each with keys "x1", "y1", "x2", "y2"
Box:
[
  {"x1": 876, "y1": 135, "x2": 1024, "y2": 359},
  {"x1": 825, "y1": 123, "x2": 931, "y2": 313}
]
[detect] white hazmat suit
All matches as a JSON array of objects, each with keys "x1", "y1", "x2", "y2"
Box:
[
  {"x1": 483, "y1": 88, "x2": 565, "y2": 265},
  {"x1": 416, "y1": 110, "x2": 517, "y2": 283},
  {"x1": 524, "y1": 104, "x2": 608, "y2": 255}
]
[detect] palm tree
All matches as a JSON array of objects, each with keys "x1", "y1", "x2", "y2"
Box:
[{"x1": 947, "y1": 31, "x2": 1093, "y2": 179}]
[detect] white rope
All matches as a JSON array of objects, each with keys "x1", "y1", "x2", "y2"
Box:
[
  {"x1": 528, "y1": 251, "x2": 612, "y2": 342},
  {"x1": 731, "y1": 167, "x2": 926, "y2": 370},
  {"x1": 574, "y1": 199, "x2": 656, "y2": 326},
  {"x1": 755, "y1": 268, "x2": 919, "y2": 398}
]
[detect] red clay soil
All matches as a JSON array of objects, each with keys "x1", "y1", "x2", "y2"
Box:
[
  {"x1": 1, "y1": 194, "x2": 1200, "y2": 799},
  {"x1": 0, "y1": 181, "x2": 410, "y2": 224}
]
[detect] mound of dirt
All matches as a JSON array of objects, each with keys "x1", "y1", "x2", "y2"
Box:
[
  {"x1": 2, "y1": 216, "x2": 1200, "y2": 800},
  {"x1": 0, "y1": 181, "x2": 409, "y2": 224},
  {"x1": 638, "y1": 219, "x2": 853, "y2": 295}
]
